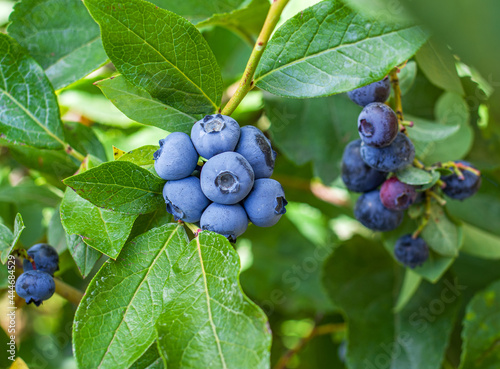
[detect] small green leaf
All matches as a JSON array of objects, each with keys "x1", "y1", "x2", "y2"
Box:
[
  {"x1": 415, "y1": 38, "x2": 464, "y2": 95},
  {"x1": 0, "y1": 213, "x2": 25, "y2": 264},
  {"x1": 66, "y1": 233, "x2": 102, "y2": 278},
  {"x1": 460, "y1": 279, "x2": 500, "y2": 369},
  {"x1": 63, "y1": 161, "x2": 165, "y2": 214},
  {"x1": 96, "y1": 75, "x2": 202, "y2": 134},
  {"x1": 60, "y1": 188, "x2": 138, "y2": 259},
  {"x1": 394, "y1": 268, "x2": 422, "y2": 313},
  {"x1": 64, "y1": 122, "x2": 107, "y2": 162},
  {"x1": 84, "y1": 0, "x2": 223, "y2": 114},
  {"x1": 255, "y1": 1, "x2": 428, "y2": 98},
  {"x1": 0, "y1": 182, "x2": 61, "y2": 207},
  {"x1": 406, "y1": 116, "x2": 460, "y2": 142},
  {"x1": 461, "y1": 223, "x2": 500, "y2": 260},
  {"x1": 396, "y1": 166, "x2": 433, "y2": 185},
  {"x1": 197, "y1": 0, "x2": 270, "y2": 39},
  {"x1": 421, "y1": 204, "x2": 462, "y2": 257},
  {"x1": 419, "y1": 170, "x2": 441, "y2": 191},
  {"x1": 0, "y1": 34, "x2": 64, "y2": 149},
  {"x1": 74, "y1": 224, "x2": 187, "y2": 369},
  {"x1": 8, "y1": 0, "x2": 108, "y2": 90},
  {"x1": 322, "y1": 236, "x2": 460, "y2": 369},
  {"x1": 117, "y1": 145, "x2": 159, "y2": 168},
  {"x1": 156, "y1": 231, "x2": 271, "y2": 369}
]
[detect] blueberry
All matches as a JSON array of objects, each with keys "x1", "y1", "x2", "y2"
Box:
[
  {"x1": 354, "y1": 190, "x2": 404, "y2": 231},
  {"x1": 200, "y1": 152, "x2": 255, "y2": 204},
  {"x1": 15, "y1": 270, "x2": 55, "y2": 306},
  {"x1": 162, "y1": 176, "x2": 211, "y2": 223},
  {"x1": 442, "y1": 161, "x2": 481, "y2": 200},
  {"x1": 154, "y1": 132, "x2": 199, "y2": 180},
  {"x1": 243, "y1": 179, "x2": 287, "y2": 227},
  {"x1": 341, "y1": 140, "x2": 387, "y2": 192},
  {"x1": 191, "y1": 114, "x2": 240, "y2": 159},
  {"x1": 348, "y1": 77, "x2": 391, "y2": 107},
  {"x1": 394, "y1": 234, "x2": 429, "y2": 268},
  {"x1": 200, "y1": 203, "x2": 248, "y2": 242},
  {"x1": 357, "y1": 103, "x2": 399, "y2": 148},
  {"x1": 235, "y1": 126, "x2": 277, "y2": 179},
  {"x1": 22, "y1": 243, "x2": 59, "y2": 276},
  {"x1": 360, "y1": 133, "x2": 415, "y2": 172},
  {"x1": 379, "y1": 177, "x2": 417, "y2": 211}
]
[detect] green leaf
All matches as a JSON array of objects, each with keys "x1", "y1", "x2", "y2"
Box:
[
  {"x1": 156, "y1": 231, "x2": 271, "y2": 369},
  {"x1": 461, "y1": 223, "x2": 500, "y2": 260},
  {"x1": 460, "y1": 279, "x2": 500, "y2": 369},
  {"x1": 63, "y1": 161, "x2": 165, "y2": 214},
  {"x1": 48, "y1": 206, "x2": 67, "y2": 253},
  {"x1": 394, "y1": 268, "x2": 422, "y2": 313},
  {"x1": 0, "y1": 213, "x2": 25, "y2": 264},
  {"x1": 150, "y1": 0, "x2": 244, "y2": 24},
  {"x1": 396, "y1": 166, "x2": 433, "y2": 185},
  {"x1": 398, "y1": 60, "x2": 418, "y2": 95},
  {"x1": 382, "y1": 218, "x2": 455, "y2": 283},
  {"x1": 129, "y1": 343, "x2": 164, "y2": 369},
  {"x1": 96, "y1": 75, "x2": 201, "y2": 134},
  {"x1": 66, "y1": 233, "x2": 102, "y2": 278},
  {"x1": 117, "y1": 145, "x2": 158, "y2": 167},
  {"x1": 415, "y1": 38, "x2": 464, "y2": 95},
  {"x1": 419, "y1": 170, "x2": 440, "y2": 191},
  {"x1": 197, "y1": 0, "x2": 270, "y2": 40},
  {"x1": 64, "y1": 122, "x2": 107, "y2": 162},
  {"x1": 406, "y1": 116, "x2": 460, "y2": 142},
  {"x1": 265, "y1": 93, "x2": 360, "y2": 184},
  {"x1": 7, "y1": 0, "x2": 108, "y2": 90},
  {"x1": 254, "y1": 0, "x2": 429, "y2": 98},
  {"x1": 84, "y1": 0, "x2": 223, "y2": 114},
  {"x1": 421, "y1": 204, "x2": 463, "y2": 257},
  {"x1": 0, "y1": 34, "x2": 64, "y2": 149},
  {"x1": 60, "y1": 188, "x2": 138, "y2": 259},
  {"x1": 322, "y1": 236, "x2": 461, "y2": 369},
  {"x1": 0, "y1": 182, "x2": 61, "y2": 207}
]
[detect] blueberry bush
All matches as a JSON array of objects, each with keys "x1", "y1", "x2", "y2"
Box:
[{"x1": 1, "y1": 0, "x2": 500, "y2": 368}]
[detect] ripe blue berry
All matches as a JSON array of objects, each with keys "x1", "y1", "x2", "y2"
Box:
[
  {"x1": 357, "y1": 103, "x2": 399, "y2": 148},
  {"x1": 360, "y1": 133, "x2": 415, "y2": 172},
  {"x1": 15, "y1": 270, "x2": 55, "y2": 306},
  {"x1": 394, "y1": 234, "x2": 429, "y2": 268},
  {"x1": 379, "y1": 177, "x2": 417, "y2": 211},
  {"x1": 442, "y1": 161, "x2": 481, "y2": 200},
  {"x1": 354, "y1": 190, "x2": 404, "y2": 231},
  {"x1": 162, "y1": 176, "x2": 211, "y2": 223},
  {"x1": 191, "y1": 114, "x2": 240, "y2": 159},
  {"x1": 235, "y1": 126, "x2": 276, "y2": 179},
  {"x1": 243, "y1": 179, "x2": 287, "y2": 227},
  {"x1": 22, "y1": 243, "x2": 59, "y2": 276},
  {"x1": 348, "y1": 77, "x2": 391, "y2": 107},
  {"x1": 200, "y1": 203, "x2": 248, "y2": 242},
  {"x1": 200, "y1": 152, "x2": 255, "y2": 204},
  {"x1": 154, "y1": 132, "x2": 199, "y2": 180},
  {"x1": 341, "y1": 140, "x2": 386, "y2": 192}
]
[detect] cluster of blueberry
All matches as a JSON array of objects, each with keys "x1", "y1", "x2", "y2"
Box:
[
  {"x1": 154, "y1": 114, "x2": 288, "y2": 242},
  {"x1": 15, "y1": 244, "x2": 59, "y2": 306},
  {"x1": 343, "y1": 78, "x2": 481, "y2": 268}
]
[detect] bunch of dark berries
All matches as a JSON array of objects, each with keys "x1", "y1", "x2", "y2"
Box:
[
  {"x1": 344, "y1": 78, "x2": 481, "y2": 269},
  {"x1": 16, "y1": 243, "x2": 59, "y2": 306},
  {"x1": 154, "y1": 114, "x2": 288, "y2": 242}
]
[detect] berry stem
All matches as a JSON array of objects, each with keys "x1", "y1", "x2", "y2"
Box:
[
  {"x1": 221, "y1": 0, "x2": 290, "y2": 116},
  {"x1": 273, "y1": 323, "x2": 346, "y2": 369},
  {"x1": 412, "y1": 192, "x2": 432, "y2": 238},
  {"x1": 54, "y1": 278, "x2": 84, "y2": 305},
  {"x1": 429, "y1": 191, "x2": 447, "y2": 206},
  {"x1": 389, "y1": 69, "x2": 405, "y2": 126},
  {"x1": 185, "y1": 222, "x2": 201, "y2": 236}
]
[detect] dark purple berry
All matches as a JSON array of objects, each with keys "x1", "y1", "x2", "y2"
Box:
[
  {"x1": 354, "y1": 190, "x2": 404, "y2": 232},
  {"x1": 15, "y1": 270, "x2": 55, "y2": 306},
  {"x1": 442, "y1": 161, "x2": 481, "y2": 200},
  {"x1": 22, "y1": 243, "x2": 59, "y2": 276},
  {"x1": 360, "y1": 133, "x2": 415, "y2": 172},
  {"x1": 357, "y1": 103, "x2": 399, "y2": 148},
  {"x1": 348, "y1": 77, "x2": 391, "y2": 107},
  {"x1": 394, "y1": 234, "x2": 429, "y2": 268},
  {"x1": 380, "y1": 177, "x2": 417, "y2": 211},
  {"x1": 341, "y1": 140, "x2": 386, "y2": 192}
]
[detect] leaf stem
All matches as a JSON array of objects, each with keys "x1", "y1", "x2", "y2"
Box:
[
  {"x1": 221, "y1": 0, "x2": 290, "y2": 116},
  {"x1": 54, "y1": 278, "x2": 84, "y2": 305},
  {"x1": 273, "y1": 323, "x2": 346, "y2": 369}
]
